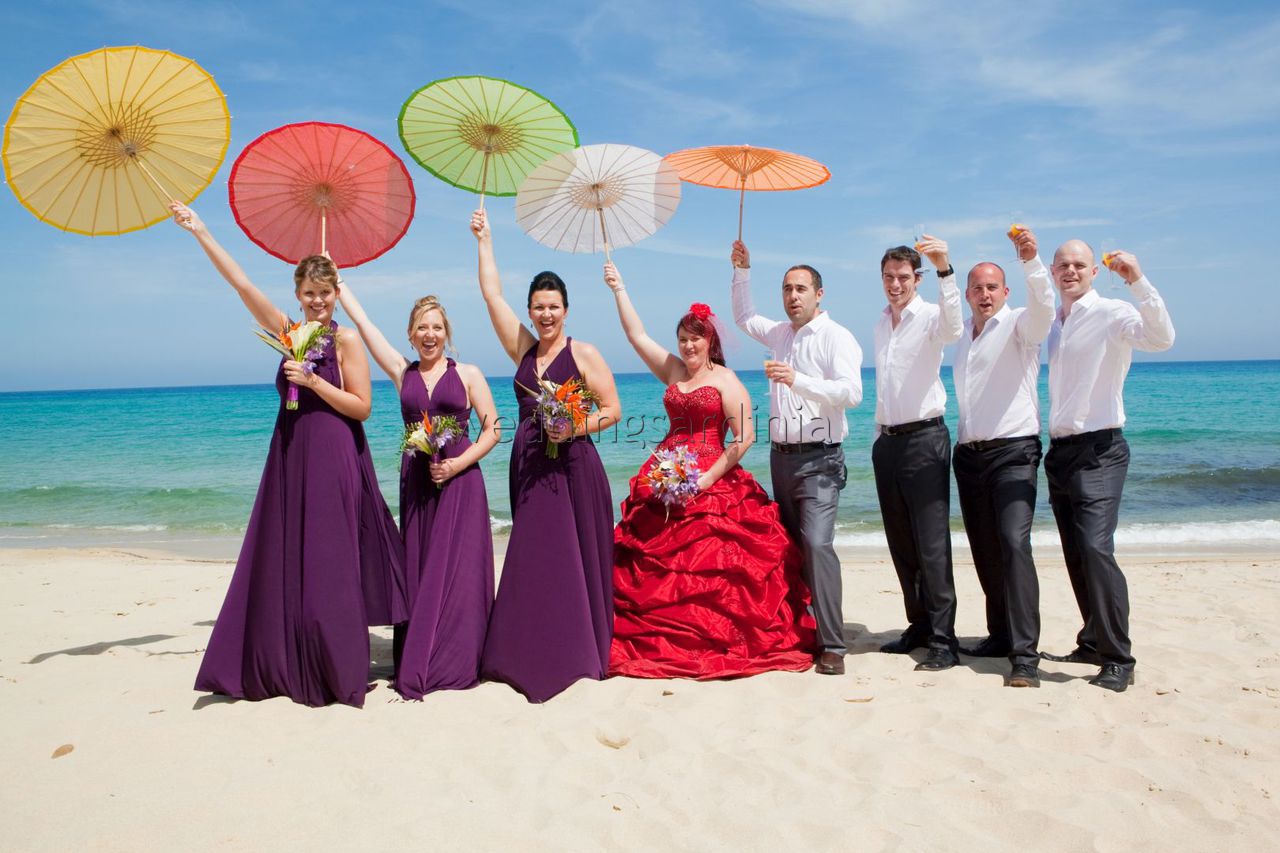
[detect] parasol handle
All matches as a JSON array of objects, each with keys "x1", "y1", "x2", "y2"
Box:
[
  {"x1": 738, "y1": 170, "x2": 748, "y2": 243},
  {"x1": 321, "y1": 208, "x2": 327, "y2": 255},
  {"x1": 479, "y1": 150, "x2": 491, "y2": 212},
  {"x1": 132, "y1": 157, "x2": 178, "y2": 205},
  {"x1": 597, "y1": 206, "x2": 612, "y2": 265}
]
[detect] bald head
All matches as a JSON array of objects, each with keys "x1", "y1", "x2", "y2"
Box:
[
  {"x1": 965, "y1": 261, "x2": 1010, "y2": 330},
  {"x1": 1054, "y1": 239, "x2": 1095, "y2": 267},
  {"x1": 1050, "y1": 239, "x2": 1098, "y2": 307}
]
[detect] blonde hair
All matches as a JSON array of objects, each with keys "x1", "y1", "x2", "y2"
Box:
[
  {"x1": 293, "y1": 255, "x2": 339, "y2": 291},
  {"x1": 407, "y1": 295, "x2": 454, "y2": 352}
]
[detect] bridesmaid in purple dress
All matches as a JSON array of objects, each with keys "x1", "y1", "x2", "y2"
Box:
[
  {"x1": 171, "y1": 203, "x2": 407, "y2": 708},
  {"x1": 470, "y1": 209, "x2": 621, "y2": 703},
  {"x1": 338, "y1": 280, "x2": 500, "y2": 699}
]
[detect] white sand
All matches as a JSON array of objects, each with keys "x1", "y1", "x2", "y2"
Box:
[{"x1": 1, "y1": 543, "x2": 1278, "y2": 851}]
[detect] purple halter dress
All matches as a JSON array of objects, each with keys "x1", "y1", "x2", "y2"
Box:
[
  {"x1": 479, "y1": 339, "x2": 614, "y2": 702},
  {"x1": 194, "y1": 322, "x2": 407, "y2": 708},
  {"x1": 394, "y1": 359, "x2": 495, "y2": 699}
]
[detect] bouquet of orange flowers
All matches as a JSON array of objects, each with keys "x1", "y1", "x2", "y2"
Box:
[
  {"x1": 254, "y1": 320, "x2": 332, "y2": 410},
  {"x1": 520, "y1": 377, "x2": 599, "y2": 459},
  {"x1": 401, "y1": 413, "x2": 463, "y2": 488}
]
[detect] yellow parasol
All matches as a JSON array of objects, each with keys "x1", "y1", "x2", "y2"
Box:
[{"x1": 2, "y1": 46, "x2": 230, "y2": 235}]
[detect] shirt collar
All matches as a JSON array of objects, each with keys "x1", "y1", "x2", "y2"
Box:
[
  {"x1": 797, "y1": 310, "x2": 830, "y2": 335},
  {"x1": 882, "y1": 294, "x2": 924, "y2": 321},
  {"x1": 1058, "y1": 287, "x2": 1099, "y2": 322}
]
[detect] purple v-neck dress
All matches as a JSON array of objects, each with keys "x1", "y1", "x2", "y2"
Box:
[
  {"x1": 394, "y1": 359, "x2": 495, "y2": 699},
  {"x1": 480, "y1": 339, "x2": 614, "y2": 702},
  {"x1": 194, "y1": 322, "x2": 407, "y2": 708}
]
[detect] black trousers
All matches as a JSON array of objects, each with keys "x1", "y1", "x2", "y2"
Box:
[
  {"x1": 1045, "y1": 430, "x2": 1134, "y2": 667},
  {"x1": 954, "y1": 437, "x2": 1042, "y2": 667},
  {"x1": 872, "y1": 422, "x2": 956, "y2": 652}
]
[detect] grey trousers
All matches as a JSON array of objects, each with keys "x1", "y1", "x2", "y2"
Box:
[
  {"x1": 954, "y1": 437, "x2": 1042, "y2": 667},
  {"x1": 771, "y1": 445, "x2": 847, "y2": 654},
  {"x1": 872, "y1": 423, "x2": 957, "y2": 652},
  {"x1": 1045, "y1": 429, "x2": 1134, "y2": 667}
]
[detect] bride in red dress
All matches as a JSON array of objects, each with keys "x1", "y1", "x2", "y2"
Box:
[{"x1": 602, "y1": 262, "x2": 815, "y2": 679}]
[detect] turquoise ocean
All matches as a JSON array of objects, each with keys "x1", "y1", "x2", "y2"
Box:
[{"x1": 2, "y1": 360, "x2": 1278, "y2": 557}]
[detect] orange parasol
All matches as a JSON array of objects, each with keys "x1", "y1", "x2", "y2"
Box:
[{"x1": 664, "y1": 144, "x2": 830, "y2": 240}]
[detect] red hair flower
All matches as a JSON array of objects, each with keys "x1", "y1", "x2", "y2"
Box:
[{"x1": 688, "y1": 302, "x2": 713, "y2": 321}]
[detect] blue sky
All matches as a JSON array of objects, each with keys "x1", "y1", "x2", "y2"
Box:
[{"x1": 3, "y1": 0, "x2": 1278, "y2": 391}]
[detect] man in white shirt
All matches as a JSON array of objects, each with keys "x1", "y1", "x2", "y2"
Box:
[
  {"x1": 1040, "y1": 239, "x2": 1174, "y2": 692},
  {"x1": 952, "y1": 227, "x2": 1055, "y2": 688},
  {"x1": 730, "y1": 240, "x2": 863, "y2": 676},
  {"x1": 873, "y1": 237, "x2": 964, "y2": 672}
]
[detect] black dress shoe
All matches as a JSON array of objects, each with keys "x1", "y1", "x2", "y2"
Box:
[
  {"x1": 1007, "y1": 663, "x2": 1040, "y2": 688},
  {"x1": 1089, "y1": 663, "x2": 1135, "y2": 693},
  {"x1": 913, "y1": 648, "x2": 959, "y2": 672},
  {"x1": 960, "y1": 637, "x2": 1012, "y2": 658},
  {"x1": 814, "y1": 651, "x2": 845, "y2": 675},
  {"x1": 1040, "y1": 647, "x2": 1104, "y2": 666},
  {"x1": 880, "y1": 632, "x2": 927, "y2": 654}
]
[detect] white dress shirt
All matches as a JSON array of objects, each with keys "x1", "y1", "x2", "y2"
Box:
[
  {"x1": 873, "y1": 273, "x2": 963, "y2": 427},
  {"x1": 1047, "y1": 276, "x2": 1175, "y2": 438},
  {"x1": 731, "y1": 267, "x2": 863, "y2": 444},
  {"x1": 954, "y1": 256, "x2": 1056, "y2": 444}
]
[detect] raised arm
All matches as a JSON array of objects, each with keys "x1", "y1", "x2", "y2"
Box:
[
  {"x1": 730, "y1": 241, "x2": 784, "y2": 344},
  {"x1": 428, "y1": 364, "x2": 502, "y2": 485},
  {"x1": 1106, "y1": 251, "x2": 1176, "y2": 352},
  {"x1": 1009, "y1": 227, "x2": 1055, "y2": 345},
  {"x1": 334, "y1": 269, "x2": 410, "y2": 390},
  {"x1": 917, "y1": 234, "x2": 963, "y2": 344},
  {"x1": 603, "y1": 262, "x2": 684, "y2": 384},
  {"x1": 471, "y1": 209, "x2": 535, "y2": 363},
  {"x1": 170, "y1": 202, "x2": 287, "y2": 332},
  {"x1": 282, "y1": 326, "x2": 373, "y2": 421},
  {"x1": 697, "y1": 373, "x2": 755, "y2": 492}
]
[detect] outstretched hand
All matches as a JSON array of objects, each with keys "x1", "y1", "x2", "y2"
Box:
[
  {"x1": 731, "y1": 240, "x2": 750, "y2": 269},
  {"x1": 915, "y1": 234, "x2": 951, "y2": 271},
  {"x1": 470, "y1": 209, "x2": 490, "y2": 241},
  {"x1": 1007, "y1": 225, "x2": 1038, "y2": 261},
  {"x1": 603, "y1": 262, "x2": 625, "y2": 292},
  {"x1": 169, "y1": 201, "x2": 201, "y2": 234},
  {"x1": 1103, "y1": 249, "x2": 1144, "y2": 284}
]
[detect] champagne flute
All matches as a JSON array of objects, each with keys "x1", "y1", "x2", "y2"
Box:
[{"x1": 1100, "y1": 237, "x2": 1121, "y2": 290}]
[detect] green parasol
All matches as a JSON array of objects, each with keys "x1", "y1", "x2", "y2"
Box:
[{"x1": 398, "y1": 76, "x2": 578, "y2": 208}]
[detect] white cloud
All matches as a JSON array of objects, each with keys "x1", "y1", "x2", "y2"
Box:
[{"x1": 760, "y1": 0, "x2": 1280, "y2": 132}]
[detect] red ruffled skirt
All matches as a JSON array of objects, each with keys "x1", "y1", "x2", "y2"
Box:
[{"x1": 609, "y1": 465, "x2": 816, "y2": 679}]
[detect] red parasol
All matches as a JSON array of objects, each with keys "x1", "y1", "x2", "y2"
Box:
[{"x1": 228, "y1": 121, "x2": 415, "y2": 268}]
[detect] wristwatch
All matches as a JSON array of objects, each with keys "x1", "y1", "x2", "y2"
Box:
[{"x1": 936, "y1": 265, "x2": 954, "y2": 278}]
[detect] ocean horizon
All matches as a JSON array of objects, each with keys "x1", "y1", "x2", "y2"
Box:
[{"x1": 3, "y1": 359, "x2": 1277, "y2": 557}]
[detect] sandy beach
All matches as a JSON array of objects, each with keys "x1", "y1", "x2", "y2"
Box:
[{"x1": 1, "y1": 540, "x2": 1277, "y2": 852}]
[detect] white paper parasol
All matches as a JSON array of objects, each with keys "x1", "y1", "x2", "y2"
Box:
[{"x1": 514, "y1": 143, "x2": 680, "y2": 262}]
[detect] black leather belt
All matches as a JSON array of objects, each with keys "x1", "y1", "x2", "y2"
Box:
[
  {"x1": 1050, "y1": 428, "x2": 1122, "y2": 446},
  {"x1": 771, "y1": 441, "x2": 839, "y2": 454},
  {"x1": 879, "y1": 416, "x2": 944, "y2": 436},
  {"x1": 959, "y1": 435, "x2": 1040, "y2": 452}
]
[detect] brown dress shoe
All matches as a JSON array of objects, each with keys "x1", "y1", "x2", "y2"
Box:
[{"x1": 815, "y1": 652, "x2": 845, "y2": 675}]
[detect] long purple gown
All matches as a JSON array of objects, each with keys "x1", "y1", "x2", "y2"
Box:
[
  {"x1": 479, "y1": 339, "x2": 614, "y2": 702},
  {"x1": 195, "y1": 322, "x2": 407, "y2": 708},
  {"x1": 394, "y1": 359, "x2": 495, "y2": 699}
]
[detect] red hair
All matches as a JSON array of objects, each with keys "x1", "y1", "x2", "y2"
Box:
[{"x1": 676, "y1": 303, "x2": 725, "y2": 366}]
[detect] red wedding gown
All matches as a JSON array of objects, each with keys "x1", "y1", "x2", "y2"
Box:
[{"x1": 609, "y1": 383, "x2": 816, "y2": 679}]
